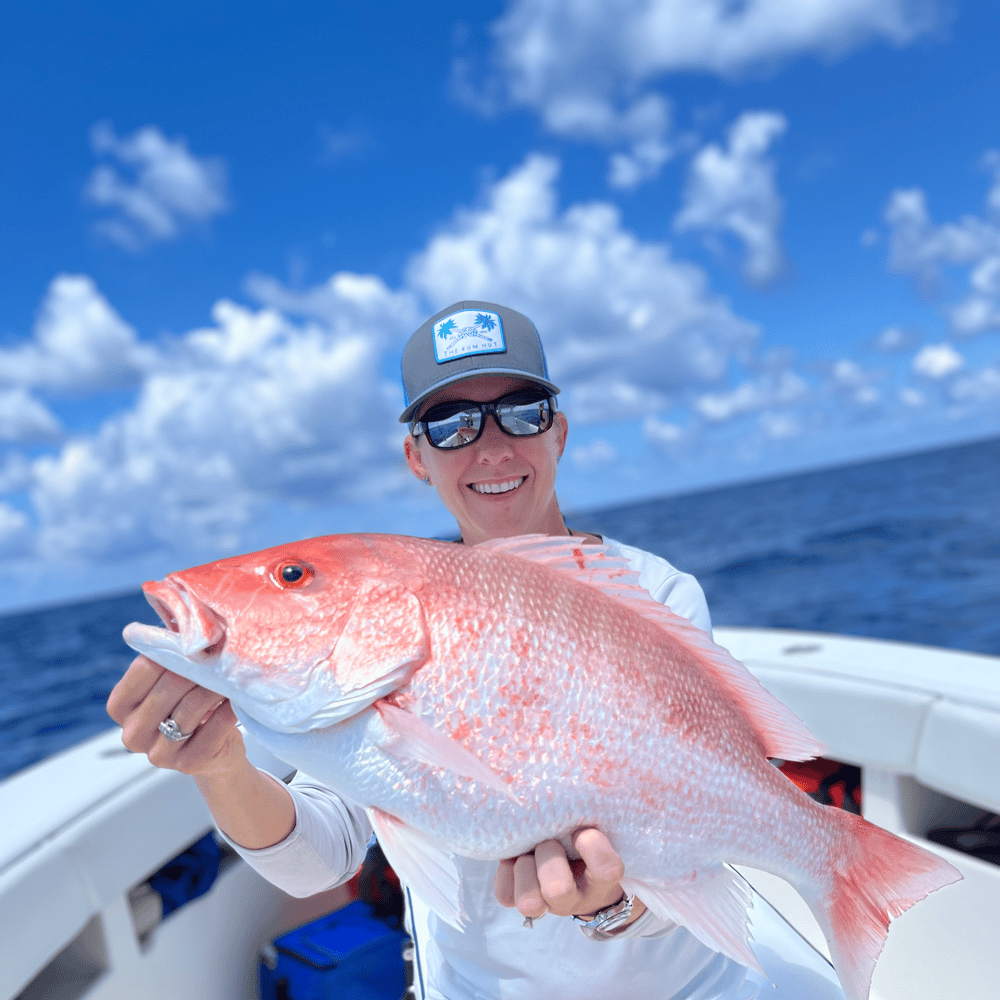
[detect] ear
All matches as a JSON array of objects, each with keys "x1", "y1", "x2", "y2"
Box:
[
  {"x1": 404, "y1": 434, "x2": 429, "y2": 482},
  {"x1": 554, "y1": 411, "x2": 568, "y2": 459}
]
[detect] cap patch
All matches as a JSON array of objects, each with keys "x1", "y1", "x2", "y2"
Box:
[{"x1": 433, "y1": 310, "x2": 505, "y2": 364}]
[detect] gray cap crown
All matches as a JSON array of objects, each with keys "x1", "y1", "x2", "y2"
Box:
[{"x1": 399, "y1": 300, "x2": 560, "y2": 424}]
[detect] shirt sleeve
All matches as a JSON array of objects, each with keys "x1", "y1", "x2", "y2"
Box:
[{"x1": 216, "y1": 771, "x2": 373, "y2": 898}]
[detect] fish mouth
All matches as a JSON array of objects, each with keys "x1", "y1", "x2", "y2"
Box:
[
  {"x1": 127, "y1": 577, "x2": 228, "y2": 662},
  {"x1": 122, "y1": 577, "x2": 226, "y2": 680},
  {"x1": 122, "y1": 577, "x2": 317, "y2": 710}
]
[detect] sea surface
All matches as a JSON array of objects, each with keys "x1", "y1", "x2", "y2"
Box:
[{"x1": 2, "y1": 436, "x2": 997, "y2": 782}]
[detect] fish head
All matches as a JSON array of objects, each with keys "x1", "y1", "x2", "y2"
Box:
[{"x1": 122, "y1": 534, "x2": 429, "y2": 732}]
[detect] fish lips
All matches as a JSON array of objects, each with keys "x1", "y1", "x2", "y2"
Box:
[{"x1": 122, "y1": 579, "x2": 365, "y2": 734}]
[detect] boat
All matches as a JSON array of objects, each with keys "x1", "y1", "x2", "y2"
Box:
[{"x1": 2, "y1": 628, "x2": 997, "y2": 1000}]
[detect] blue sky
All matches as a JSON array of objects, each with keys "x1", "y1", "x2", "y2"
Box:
[{"x1": 2, "y1": 0, "x2": 999, "y2": 611}]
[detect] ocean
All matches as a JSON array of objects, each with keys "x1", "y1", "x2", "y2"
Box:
[{"x1": 1, "y1": 436, "x2": 997, "y2": 782}]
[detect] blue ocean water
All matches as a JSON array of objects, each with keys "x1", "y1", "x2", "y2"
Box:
[{"x1": 1, "y1": 436, "x2": 997, "y2": 782}]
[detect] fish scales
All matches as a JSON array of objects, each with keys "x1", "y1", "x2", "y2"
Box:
[{"x1": 123, "y1": 531, "x2": 962, "y2": 1000}]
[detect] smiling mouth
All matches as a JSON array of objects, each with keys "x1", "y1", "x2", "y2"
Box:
[{"x1": 468, "y1": 476, "x2": 526, "y2": 495}]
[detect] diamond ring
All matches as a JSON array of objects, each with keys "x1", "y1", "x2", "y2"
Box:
[{"x1": 158, "y1": 718, "x2": 193, "y2": 742}]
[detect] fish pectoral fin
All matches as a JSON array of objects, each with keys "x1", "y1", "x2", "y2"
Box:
[
  {"x1": 622, "y1": 865, "x2": 765, "y2": 977},
  {"x1": 375, "y1": 701, "x2": 520, "y2": 806},
  {"x1": 368, "y1": 807, "x2": 467, "y2": 930}
]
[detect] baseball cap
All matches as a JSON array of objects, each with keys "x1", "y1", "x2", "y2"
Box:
[{"x1": 399, "y1": 300, "x2": 560, "y2": 424}]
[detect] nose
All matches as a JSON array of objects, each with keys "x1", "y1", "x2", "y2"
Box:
[{"x1": 471, "y1": 415, "x2": 514, "y2": 463}]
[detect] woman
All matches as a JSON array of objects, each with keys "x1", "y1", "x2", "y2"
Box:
[{"x1": 108, "y1": 301, "x2": 844, "y2": 999}]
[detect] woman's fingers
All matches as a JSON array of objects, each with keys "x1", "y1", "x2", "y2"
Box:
[
  {"x1": 107, "y1": 653, "x2": 242, "y2": 776},
  {"x1": 151, "y1": 700, "x2": 244, "y2": 777},
  {"x1": 493, "y1": 831, "x2": 628, "y2": 921},
  {"x1": 572, "y1": 828, "x2": 625, "y2": 890},
  {"x1": 512, "y1": 854, "x2": 547, "y2": 920},
  {"x1": 107, "y1": 655, "x2": 166, "y2": 722},
  {"x1": 494, "y1": 858, "x2": 516, "y2": 908}
]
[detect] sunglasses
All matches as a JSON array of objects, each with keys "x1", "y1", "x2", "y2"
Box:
[{"x1": 412, "y1": 388, "x2": 557, "y2": 450}]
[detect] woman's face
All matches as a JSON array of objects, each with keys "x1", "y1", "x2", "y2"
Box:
[{"x1": 404, "y1": 375, "x2": 569, "y2": 545}]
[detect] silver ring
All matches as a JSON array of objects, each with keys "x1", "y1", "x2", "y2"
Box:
[{"x1": 158, "y1": 718, "x2": 193, "y2": 742}]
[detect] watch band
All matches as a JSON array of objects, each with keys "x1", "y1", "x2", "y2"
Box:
[{"x1": 571, "y1": 891, "x2": 634, "y2": 938}]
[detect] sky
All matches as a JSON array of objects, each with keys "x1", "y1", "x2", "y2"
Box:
[{"x1": 1, "y1": 0, "x2": 999, "y2": 612}]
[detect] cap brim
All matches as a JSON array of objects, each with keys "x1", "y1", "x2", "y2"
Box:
[{"x1": 399, "y1": 369, "x2": 561, "y2": 423}]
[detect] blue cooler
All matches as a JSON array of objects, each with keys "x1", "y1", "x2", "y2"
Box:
[{"x1": 259, "y1": 900, "x2": 410, "y2": 1000}]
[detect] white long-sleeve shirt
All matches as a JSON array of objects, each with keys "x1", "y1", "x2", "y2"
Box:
[{"x1": 223, "y1": 538, "x2": 845, "y2": 1000}]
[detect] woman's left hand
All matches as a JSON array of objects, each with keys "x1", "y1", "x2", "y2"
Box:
[{"x1": 494, "y1": 827, "x2": 646, "y2": 926}]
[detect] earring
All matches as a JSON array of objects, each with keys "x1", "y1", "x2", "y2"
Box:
[{"x1": 423, "y1": 477, "x2": 431, "y2": 485}]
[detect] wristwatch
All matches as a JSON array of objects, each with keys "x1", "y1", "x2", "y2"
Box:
[{"x1": 571, "y1": 891, "x2": 635, "y2": 938}]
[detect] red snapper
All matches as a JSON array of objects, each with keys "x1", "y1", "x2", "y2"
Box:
[{"x1": 123, "y1": 533, "x2": 961, "y2": 1000}]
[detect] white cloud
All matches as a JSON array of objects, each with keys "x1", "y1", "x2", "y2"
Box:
[
  {"x1": 407, "y1": 154, "x2": 758, "y2": 420},
  {"x1": 881, "y1": 155, "x2": 1000, "y2": 336},
  {"x1": 0, "y1": 452, "x2": 31, "y2": 493},
  {"x1": 0, "y1": 502, "x2": 31, "y2": 557},
  {"x1": 468, "y1": 0, "x2": 937, "y2": 184},
  {"x1": 27, "y1": 285, "x2": 415, "y2": 561},
  {"x1": 643, "y1": 415, "x2": 685, "y2": 446},
  {"x1": 949, "y1": 364, "x2": 1000, "y2": 404},
  {"x1": 0, "y1": 275, "x2": 151, "y2": 393},
  {"x1": 829, "y1": 359, "x2": 882, "y2": 409},
  {"x1": 0, "y1": 389, "x2": 61, "y2": 443},
  {"x1": 898, "y1": 386, "x2": 926, "y2": 408},
  {"x1": 694, "y1": 367, "x2": 807, "y2": 422},
  {"x1": 873, "y1": 325, "x2": 917, "y2": 353},
  {"x1": 674, "y1": 112, "x2": 788, "y2": 286},
  {"x1": 912, "y1": 342, "x2": 964, "y2": 379},
  {"x1": 569, "y1": 438, "x2": 618, "y2": 469},
  {"x1": 84, "y1": 121, "x2": 229, "y2": 250},
  {"x1": 758, "y1": 411, "x2": 801, "y2": 439}
]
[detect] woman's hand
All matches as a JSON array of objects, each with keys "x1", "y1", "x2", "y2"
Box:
[
  {"x1": 493, "y1": 828, "x2": 646, "y2": 928},
  {"x1": 107, "y1": 654, "x2": 245, "y2": 778}
]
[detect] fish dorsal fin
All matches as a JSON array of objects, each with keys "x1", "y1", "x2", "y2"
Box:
[{"x1": 476, "y1": 534, "x2": 823, "y2": 762}]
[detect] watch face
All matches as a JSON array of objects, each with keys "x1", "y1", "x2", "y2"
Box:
[{"x1": 573, "y1": 893, "x2": 634, "y2": 936}]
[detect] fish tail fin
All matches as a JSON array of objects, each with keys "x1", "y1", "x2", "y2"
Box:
[{"x1": 807, "y1": 811, "x2": 962, "y2": 1000}]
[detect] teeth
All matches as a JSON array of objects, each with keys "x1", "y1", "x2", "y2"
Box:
[{"x1": 471, "y1": 477, "x2": 525, "y2": 494}]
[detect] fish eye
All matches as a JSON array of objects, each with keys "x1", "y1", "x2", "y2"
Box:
[{"x1": 272, "y1": 561, "x2": 313, "y2": 589}]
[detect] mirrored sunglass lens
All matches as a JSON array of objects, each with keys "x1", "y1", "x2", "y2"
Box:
[
  {"x1": 426, "y1": 408, "x2": 483, "y2": 448},
  {"x1": 497, "y1": 399, "x2": 551, "y2": 435}
]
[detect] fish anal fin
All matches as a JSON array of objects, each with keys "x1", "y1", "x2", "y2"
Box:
[
  {"x1": 368, "y1": 807, "x2": 467, "y2": 930},
  {"x1": 621, "y1": 866, "x2": 765, "y2": 977},
  {"x1": 375, "y1": 700, "x2": 520, "y2": 805},
  {"x1": 476, "y1": 534, "x2": 822, "y2": 763}
]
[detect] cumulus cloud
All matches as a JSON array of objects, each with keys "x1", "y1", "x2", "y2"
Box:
[
  {"x1": 881, "y1": 155, "x2": 1000, "y2": 336},
  {"x1": 462, "y1": 0, "x2": 937, "y2": 184},
  {"x1": 0, "y1": 502, "x2": 31, "y2": 557},
  {"x1": 949, "y1": 364, "x2": 1000, "y2": 404},
  {"x1": 0, "y1": 275, "x2": 151, "y2": 393},
  {"x1": 898, "y1": 386, "x2": 926, "y2": 408},
  {"x1": 0, "y1": 389, "x2": 61, "y2": 443},
  {"x1": 873, "y1": 325, "x2": 918, "y2": 353},
  {"x1": 829, "y1": 359, "x2": 881, "y2": 409},
  {"x1": 0, "y1": 452, "x2": 31, "y2": 493},
  {"x1": 675, "y1": 111, "x2": 788, "y2": 286},
  {"x1": 693, "y1": 367, "x2": 807, "y2": 422},
  {"x1": 912, "y1": 341, "x2": 964, "y2": 379},
  {"x1": 643, "y1": 415, "x2": 685, "y2": 446},
  {"x1": 407, "y1": 154, "x2": 758, "y2": 420},
  {"x1": 569, "y1": 438, "x2": 618, "y2": 469},
  {"x1": 26, "y1": 278, "x2": 416, "y2": 560},
  {"x1": 84, "y1": 121, "x2": 229, "y2": 250}
]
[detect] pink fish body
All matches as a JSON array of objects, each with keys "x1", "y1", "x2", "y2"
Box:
[{"x1": 124, "y1": 533, "x2": 961, "y2": 1000}]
